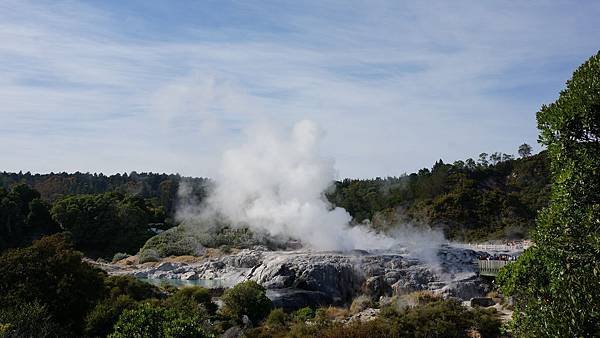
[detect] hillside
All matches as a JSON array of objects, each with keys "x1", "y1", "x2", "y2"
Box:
[
  {"x1": 0, "y1": 171, "x2": 208, "y2": 218},
  {"x1": 2, "y1": 150, "x2": 550, "y2": 249},
  {"x1": 327, "y1": 151, "x2": 550, "y2": 241}
]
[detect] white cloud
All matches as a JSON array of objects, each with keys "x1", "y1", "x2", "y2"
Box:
[{"x1": 0, "y1": 0, "x2": 599, "y2": 177}]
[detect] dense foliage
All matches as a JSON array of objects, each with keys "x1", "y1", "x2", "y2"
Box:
[
  {"x1": 0, "y1": 236, "x2": 218, "y2": 337},
  {"x1": 248, "y1": 298, "x2": 502, "y2": 338},
  {"x1": 0, "y1": 234, "x2": 107, "y2": 336},
  {"x1": 0, "y1": 234, "x2": 504, "y2": 337},
  {"x1": 0, "y1": 171, "x2": 208, "y2": 219},
  {"x1": 50, "y1": 192, "x2": 160, "y2": 258},
  {"x1": 109, "y1": 302, "x2": 209, "y2": 338},
  {"x1": 498, "y1": 51, "x2": 600, "y2": 336},
  {"x1": 221, "y1": 281, "x2": 273, "y2": 324},
  {"x1": 328, "y1": 150, "x2": 550, "y2": 241},
  {"x1": 0, "y1": 184, "x2": 59, "y2": 251}
]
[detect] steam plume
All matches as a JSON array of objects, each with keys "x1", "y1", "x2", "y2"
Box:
[{"x1": 194, "y1": 120, "x2": 395, "y2": 250}]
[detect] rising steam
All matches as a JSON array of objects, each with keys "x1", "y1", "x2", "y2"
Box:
[{"x1": 184, "y1": 120, "x2": 395, "y2": 250}]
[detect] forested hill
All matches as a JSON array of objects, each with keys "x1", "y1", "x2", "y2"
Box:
[
  {"x1": 0, "y1": 171, "x2": 208, "y2": 217},
  {"x1": 327, "y1": 151, "x2": 550, "y2": 241},
  {"x1": 1, "y1": 149, "x2": 550, "y2": 246}
]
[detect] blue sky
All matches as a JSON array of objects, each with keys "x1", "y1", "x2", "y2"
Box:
[{"x1": 1, "y1": 1, "x2": 599, "y2": 178}]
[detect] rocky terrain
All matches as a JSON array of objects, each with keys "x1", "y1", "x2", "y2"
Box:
[{"x1": 103, "y1": 244, "x2": 493, "y2": 311}]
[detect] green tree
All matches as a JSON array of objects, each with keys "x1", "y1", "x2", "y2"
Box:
[
  {"x1": 0, "y1": 301, "x2": 61, "y2": 338},
  {"x1": 0, "y1": 185, "x2": 58, "y2": 251},
  {"x1": 221, "y1": 281, "x2": 272, "y2": 324},
  {"x1": 51, "y1": 192, "x2": 153, "y2": 257},
  {"x1": 166, "y1": 286, "x2": 218, "y2": 315},
  {"x1": 0, "y1": 233, "x2": 107, "y2": 336},
  {"x1": 518, "y1": 143, "x2": 533, "y2": 158},
  {"x1": 478, "y1": 153, "x2": 489, "y2": 166},
  {"x1": 109, "y1": 302, "x2": 209, "y2": 338},
  {"x1": 84, "y1": 295, "x2": 136, "y2": 338},
  {"x1": 498, "y1": 51, "x2": 600, "y2": 336}
]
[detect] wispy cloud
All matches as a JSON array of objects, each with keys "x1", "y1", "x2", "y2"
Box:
[{"x1": 1, "y1": 0, "x2": 599, "y2": 177}]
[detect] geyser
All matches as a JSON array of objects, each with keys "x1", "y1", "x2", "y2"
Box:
[{"x1": 185, "y1": 120, "x2": 396, "y2": 251}]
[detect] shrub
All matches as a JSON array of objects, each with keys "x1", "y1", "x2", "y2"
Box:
[
  {"x1": 138, "y1": 248, "x2": 160, "y2": 263},
  {"x1": 104, "y1": 275, "x2": 162, "y2": 301},
  {"x1": 391, "y1": 299, "x2": 486, "y2": 337},
  {"x1": 84, "y1": 295, "x2": 136, "y2": 338},
  {"x1": 0, "y1": 301, "x2": 61, "y2": 338},
  {"x1": 109, "y1": 302, "x2": 209, "y2": 338},
  {"x1": 112, "y1": 252, "x2": 130, "y2": 262},
  {"x1": 293, "y1": 307, "x2": 315, "y2": 322},
  {"x1": 319, "y1": 319, "x2": 392, "y2": 338},
  {"x1": 0, "y1": 234, "x2": 106, "y2": 335},
  {"x1": 221, "y1": 281, "x2": 272, "y2": 324},
  {"x1": 350, "y1": 295, "x2": 375, "y2": 314},
  {"x1": 470, "y1": 307, "x2": 502, "y2": 338},
  {"x1": 322, "y1": 306, "x2": 349, "y2": 320},
  {"x1": 166, "y1": 286, "x2": 217, "y2": 315},
  {"x1": 404, "y1": 290, "x2": 442, "y2": 307},
  {"x1": 265, "y1": 308, "x2": 288, "y2": 328},
  {"x1": 139, "y1": 227, "x2": 205, "y2": 258}
]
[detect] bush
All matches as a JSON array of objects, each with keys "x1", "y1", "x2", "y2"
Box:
[
  {"x1": 139, "y1": 227, "x2": 205, "y2": 258},
  {"x1": 109, "y1": 302, "x2": 209, "y2": 338},
  {"x1": 84, "y1": 295, "x2": 136, "y2": 338},
  {"x1": 265, "y1": 308, "x2": 288, "y2": 328},
  {"x1": 350, "y1": 295, "x2": 375, "y2": 314},
  {"x1": 319, "y1": 319, "x2": 392, "y2": 338},
  {"x1": 0, "y1": 301, "x2": 61, "y2": 338},
  {"x1": 166, "y1": 286, "x2": 217, "y2": 315},
  {"x1": 221, "y1": 281, "x2": 272, "y2": 324},
  {"x1": 112, "y1": 252, "x2": 130, "y2": 262},
  {"x1": 470, "y1": 307, "x2": 502, "y2": 338},
  {"x1": 138, "y1": 248, "x2": 160, "y2": 263},
  {"x1": 293, "y1": 307, "x2": 315, "y2": 322},
  {"x1": 0, "y1": 234, "x2": 106, "y2": 335},
  {"x1": 104, "y1": 275, "x2": 162, "y2": 301}
]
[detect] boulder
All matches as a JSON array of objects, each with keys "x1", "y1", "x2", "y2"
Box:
[
  {"x1": 267, "y1": 288, "x2": 332, "y2": 311},
  {"x1": 224, "y1": 249, "x2": 263, "y2": 268},
  {"x1": 180, "y1": 271, "x2": 198, "y2": 280},
  {"x1": 155, "y1": 262, "x2": 176, "y2": 271},
  {"x1": 439, "y1": 275, "x2": 491, "y2": 300}
]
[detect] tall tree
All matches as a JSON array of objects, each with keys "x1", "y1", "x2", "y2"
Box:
[
  {"x1": 518, "y1": 143, "x2": 533, "y2": 158},
  {"x1": 478, "y1": 153, "x2": 489, "y2": 166},
  {"x1": 498, "y1": 51, "x2": 600, "y2": 336}
]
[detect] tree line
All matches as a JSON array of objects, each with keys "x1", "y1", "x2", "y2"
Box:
[{"x1": 327, "y1": 146, "x2": 550, "y2": 241}]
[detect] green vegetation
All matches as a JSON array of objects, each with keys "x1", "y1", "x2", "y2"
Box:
[
  {"x1": 0, "y1": 235, "x2": 217, "y2": 337},
  {"x1": 498, "y1": 51, "x2": 600, "y2": 336},
  {"x1": 248, "y1": 298, "x2": 502, "y2": 338},
  {"x1": 328, "y1": 150, "x2": 550, "y2": 241},
  {"x1": 138, "y1": 222, "x2": 284, "y2": 260},
  {"x1": 0, "y1": 171, "x2": 208, "y2": 219},
  {"x1": 1, "y1": 51, "x2": 598, "y2": 337},
  {"x1": 221, "y1": 281, "x2": 273, "y2": 324},
  {"x1": 109, "y1": 302, "x2": 209, "y2": 338},
  {"x1": 0, "y1": 234, "x2": 107, "y2": 336},
  {"x1": 0, "y1": 184, "x2": 59, "y2": 251},
  {"x1": 51, "y1": 192, "x2": 159, "y2": 258}
]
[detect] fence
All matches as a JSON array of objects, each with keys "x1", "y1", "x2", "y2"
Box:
[{"x1": 477, "y1": 260, "x2": 509, "y2": 277}]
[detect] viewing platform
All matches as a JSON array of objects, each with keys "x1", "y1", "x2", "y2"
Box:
[{"x1": 477, "y1": 259, "x2": 510, "y2": 277}]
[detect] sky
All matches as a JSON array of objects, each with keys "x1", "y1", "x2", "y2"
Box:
[{"x1": 1, "y1": 1, "x2": 599, "y2": 178}]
